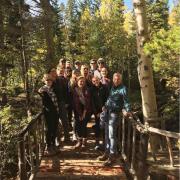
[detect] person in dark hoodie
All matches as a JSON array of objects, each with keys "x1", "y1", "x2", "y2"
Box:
[
  {"x1": 38, "y1": 74, "x2": 59, "y2": 155},
  {"x1": 91, "y1": 76, "x2": 109, "y2": 150}
]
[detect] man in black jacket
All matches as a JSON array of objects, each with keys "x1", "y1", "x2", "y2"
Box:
[
  {"x1": 91, "y1": 76, "x2": 109, "y2": 149},
  {"x1": 49, "y1": 68, "x2": 71, "y2": 144}
]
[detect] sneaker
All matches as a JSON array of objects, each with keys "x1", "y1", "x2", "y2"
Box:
[
  {"x1": 44, "y1": 146, "x2": 55, "y2": 156},
  {"x1": 74, "y1": 140, "x2": 82, "y2": 149},
  {"x1": 44, "y1": 147, "x2": 51, "y2": 156},
  {"x1": 94, "y1": 140, "x2": 100, "y2": 150},
  {"x1": 94, "y1": 144, "x2": 101, "y2": 150},
  {"x1": 72, "y1": 134, "x2": 77, "y2": 141},
  {"x1": 82, "y1": 138, "x2": 87, "y2": 148},
  {"x1": 97, "y1": 152, "x2": 109, "y2": 161},
  {"x1": 103, "y1": 154, "x2": 116, "y2": 166}
]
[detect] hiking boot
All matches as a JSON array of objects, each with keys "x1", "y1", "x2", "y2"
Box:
[
  {"x1": 103, "y1": 154, "x2": 116, "y2": 166},
  {"x1": 74, "y1": 139, "x2": 82, "y2": 149},
  {"x1": 97, "y1": 152, "x2": 109, "y2": 161}
]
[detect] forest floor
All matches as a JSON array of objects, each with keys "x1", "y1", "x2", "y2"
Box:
[{"x1": 35, "y1": 121, "x2": 127, "y2": 180}]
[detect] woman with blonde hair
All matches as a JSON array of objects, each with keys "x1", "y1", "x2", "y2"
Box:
[{"x1": 72, "y1": 76, "x2": 92, "y2": 148}]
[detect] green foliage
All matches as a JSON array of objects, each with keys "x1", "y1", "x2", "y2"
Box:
[
  {"x1": 146, "y1": 0, "x2": 169, "y2": 34},
  {"x1": 0, "y1": 105, "x2": 30, "y2": 178},
  {"x1": 144, "y1": 26, "x2": 180, "y2": 78}
]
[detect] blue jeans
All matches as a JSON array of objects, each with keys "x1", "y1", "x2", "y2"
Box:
[{"x1": 105, "y1": 111, "x2": 120, "y2": 154}]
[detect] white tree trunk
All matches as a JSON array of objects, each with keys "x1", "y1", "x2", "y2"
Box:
[{"x1": 133, "y1": 0, "x2": 158, "y2": 124}]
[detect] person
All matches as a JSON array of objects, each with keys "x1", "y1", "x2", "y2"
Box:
[
  {"x1": 59, "y1": 58, "x2": 66, "y2": 68},
  {"x1": 89, "y1": 59, "x2": 97, "y2": 76},
  {"x1": 72, "y1": 76, "x2": 92, "y2": 149},
  {"x1": 80, "y1": 64, "x2": 92, "y2": 89},
  {"x1": 38, "y1": 74, "x2": 59, "y2": 155},
  {"x1": 64, "y1": 67, "x2": 73, "y2": 130},
  {"x1": 49, "y1": 67, "x2": 71, "y2": 144},
  {"x1": 94, "y1": 58, "x2": 106, "y2": 79},
  {"x1": 100, "y1": 67, "x2": 111, "y2": 91},
  {"x1": 56, "y1": 65, "x2": 69, "y2": 105},
  {"x1": 91, "y1": 76, "x2": 109, "y2": 150},
  {"x1": 69, "y1": 69, "x2": 81, "y2": 141},
  {"x1": 98, "y1": 72, "x2": 131, "y2": 166},
  {"x1": 74, "y1": 60, "x2": 81, "y2": 72},
  {"x1": 66, "y1": 60, "x2": 72, "y2": 69}
]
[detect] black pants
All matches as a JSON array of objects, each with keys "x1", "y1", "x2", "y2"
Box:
[
  {"x1": 94, "y1": 116, "x2": 101, "y2": 138},
  {"x1": 74, "y1": 113, "x2": 91, "y2": 138},
  {"x1": 67, "y1": 105, "x2": 73, "y2": 127},
  {"x1": 59, "y1": 103, "x2": 70, "y2": 140},
  {"x1": 44, "y1": 111, "x2": 58, "y2": 147}
]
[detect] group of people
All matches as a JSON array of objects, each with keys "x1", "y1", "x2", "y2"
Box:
[{"x1": 38, "y1": 57, "x2": 131, "y2": 166}]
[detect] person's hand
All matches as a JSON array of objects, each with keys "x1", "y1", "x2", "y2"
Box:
[
  {"x1": 38, "y1": 88, "x2": 43, "y2": 93},
  {"x1": 122, "y1": 110, "x2": 132, "y2": 117},
  {"x1": 102, "y1": 106, "x2": 107, "y2": 112},
  {"x1": 81, "y1": 110, "x2": 86, "y2": 121},
  {"x1": 96, "y1": 113, "x2": 100, "y2": 118},
  {"x1": 80, "y1": 116, "x2": 83, "y2": 121}
]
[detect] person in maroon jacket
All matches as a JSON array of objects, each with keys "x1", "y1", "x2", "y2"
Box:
[{"x1": 72, "y1": 76, "x2": 92, "y2": 148}]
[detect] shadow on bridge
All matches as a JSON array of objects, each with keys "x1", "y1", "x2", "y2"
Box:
[{"x1": 34, "y1": 122, "x2": 127, "y2": 180}]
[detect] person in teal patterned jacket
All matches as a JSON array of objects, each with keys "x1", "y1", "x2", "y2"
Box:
[{"x1": 98, "y1": 72, "x2": 132, "y2": 166}]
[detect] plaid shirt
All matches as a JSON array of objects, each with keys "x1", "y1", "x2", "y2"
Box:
[{"x1": 39, "y1": 85, "x2": 59, "y2": 112}]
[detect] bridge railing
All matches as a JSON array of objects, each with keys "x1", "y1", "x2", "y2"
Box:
[
  {"x1": 17, "y1": 112, "x2": 45, "y2": 180},
  {"x1": 119, "y1": 114, "x2": 180, "y2": 179}
]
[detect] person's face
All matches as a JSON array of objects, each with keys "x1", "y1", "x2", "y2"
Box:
[
  {"x1": 66, "y1": 62, "x2": 71, "y2": 68},
  {"x1": 82, "y1": 67, "x2": 89, "y2": 77},
  {"x1": 49, "y1": 70, "x2": 57, "y2": 80},
  {"x1": 75, "y1": 64, "x2": 81, "y2": 70},
  {"x1": 113, "y1": 75, "x2": 122, "y2": 87},
  {"x1": 59, "y1": 62, "x2": 66, "y2": 68},
  {"x1": 72, "y1": 71, "x2": 81, "y2": 80},
  {"x1": 77, "y1": 79, "x2": 85, "y2": 88},
  {"x1": 65, "y1": 69, "x2": 72, "y2": 77},
  {"x1": 90, "y1": 61, "x2": 97, "y2": 70},
  {"x1": 92, "y1": 77, "x2": 100, "y2": 87},
  {"x1": 56, "y1": 67, "x2": 65, "y2": 77},
  {"x1": 98, "y1": 62, "x2": 105, "y2": 69},
  {"x1": 101, "y1": 68, "x2": 108, "y2": 77},
  {"x1": 44, "y1": 78, "x2": 53, "y2": 87}
]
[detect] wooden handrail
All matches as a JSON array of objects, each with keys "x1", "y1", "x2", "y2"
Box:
[
  {"x1": 148, "y1": 127, "x2": 180, "y2": 139},
  {"x1": 18, "y1": 112, "x2": 43, "y2": 137},
  {"x1": 119, "y1": 114, "x2": 180, "y2": 180},
  {"x1": 17, "y1": 111, "x2": 45, "y2": 180}
]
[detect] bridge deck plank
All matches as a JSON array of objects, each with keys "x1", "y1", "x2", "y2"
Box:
[{"x1": 35, "y1": 122, "x2": 127, "y2": 180}]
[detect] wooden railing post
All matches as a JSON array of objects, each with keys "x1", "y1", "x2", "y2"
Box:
[
  {"x1": 18, "y1": 137, "x2": 27, "y2": 180},
  {"x1": 34, "y1": 123, "x2": 40, "y2": 167},
  {"x1": 130, "y1": 124, "x2": 136, "y2": 176},
  {"x1": 127, "y1": 120, "x2": 131, "y2": 161},
  {"x1": 166, "y1": 136, "x2": 174, "y2": 167},
  {"x1": 137, "y1": 133, "x2": 149, "y2": 180},
  {"x1": 121, "y1": 117, "x2": 126, "y2": 159}
]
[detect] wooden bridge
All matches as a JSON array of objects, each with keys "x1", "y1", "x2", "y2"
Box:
[{"x1": 17, "y1": 112, "x2": 180, "y2": 180}]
